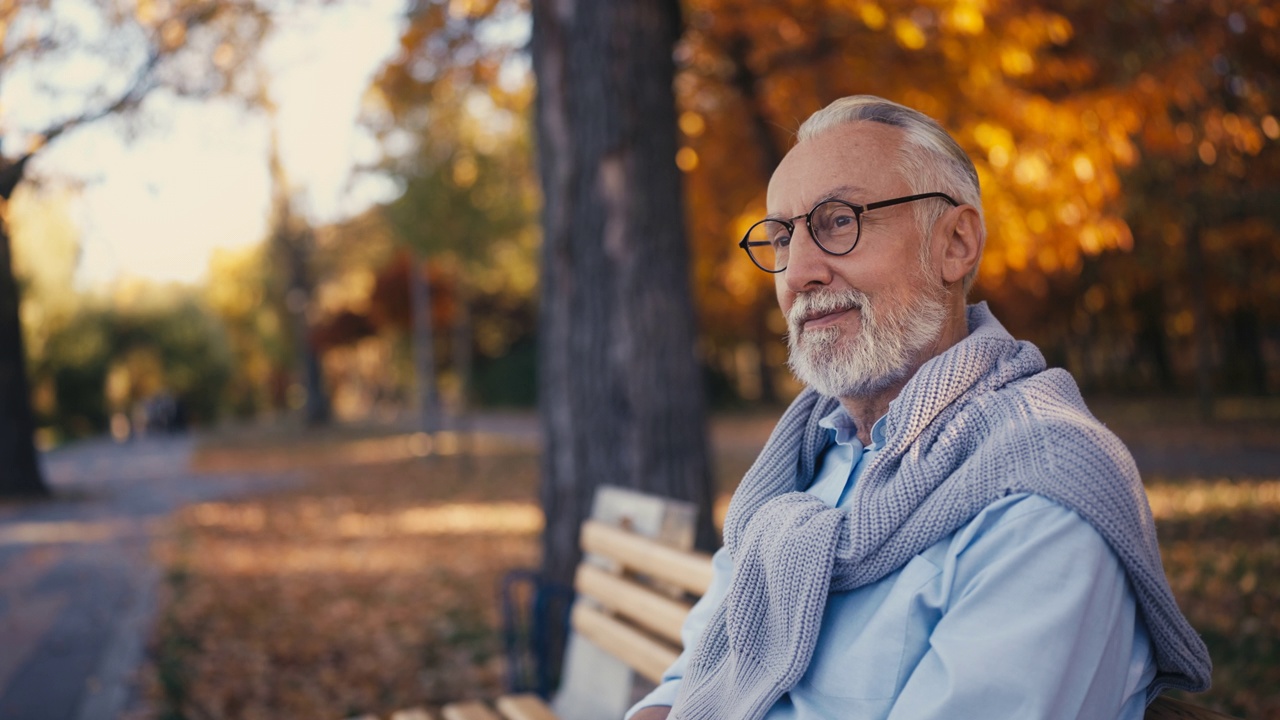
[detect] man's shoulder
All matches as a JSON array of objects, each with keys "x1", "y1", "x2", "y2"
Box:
[{"x1": 963, "y1": 368, "x2": 1138, "y2": 480}]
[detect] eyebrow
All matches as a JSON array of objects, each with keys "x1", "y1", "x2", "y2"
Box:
[{"x1": 766, "y1": 185, "x2": 868, "y2": 220}]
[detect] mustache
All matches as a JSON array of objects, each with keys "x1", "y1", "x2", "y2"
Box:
[{"x1": 787, "y1": 288, "x2": 870, "y2": 328}]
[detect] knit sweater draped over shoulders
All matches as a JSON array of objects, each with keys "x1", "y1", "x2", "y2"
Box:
[{"x1": 670, "y1": 302, "x2": 1211, "y2": 720}]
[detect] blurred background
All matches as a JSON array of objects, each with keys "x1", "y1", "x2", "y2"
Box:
[
  {"x1": 3, "y1": 0, "x2": 1276, "y2": 447},
  {"x1": 0, "y1": 0, "x2": 1277, "y2": 718}
]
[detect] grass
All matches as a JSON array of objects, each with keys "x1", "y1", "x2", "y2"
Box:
[{"x1": 140, "y1": 407, "x2": 1279, "y2": 719}]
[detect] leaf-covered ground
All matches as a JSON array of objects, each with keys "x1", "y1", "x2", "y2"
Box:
[{"x1": 141, "y1": 411, "x2": 1279, "y2": 719}]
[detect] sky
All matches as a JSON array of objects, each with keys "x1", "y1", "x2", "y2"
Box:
[{"x1": 14, "y1": 0, "x2": 406, "y2": 287}]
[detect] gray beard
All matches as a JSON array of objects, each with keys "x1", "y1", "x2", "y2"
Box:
[{"x1": 786, "y1": 283, "x2": 948, "y2": 399}]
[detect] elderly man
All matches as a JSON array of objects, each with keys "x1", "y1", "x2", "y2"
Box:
[{"x1": 626, "y1": 96, "x2": 1210, "y2": 720}]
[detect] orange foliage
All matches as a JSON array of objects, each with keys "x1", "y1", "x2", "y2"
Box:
[{"x1": 674, "y1": 0, "x2": 1279, "y2": 332}]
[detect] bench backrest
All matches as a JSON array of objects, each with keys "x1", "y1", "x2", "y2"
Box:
[
  {"x1": 570, "y1": 519, "x2": 713, "y2": 684},
  {"x1": 549, "y1": 487, "x2": 709, "y2": 720}
]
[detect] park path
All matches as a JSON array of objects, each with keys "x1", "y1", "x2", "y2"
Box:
[{"x1": 0, "y1": 436, "x2": 291, "y2": 720}]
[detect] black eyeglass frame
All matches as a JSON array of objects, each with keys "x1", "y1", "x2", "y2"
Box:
[{"x1": 738, "y1": 192, "x2": 960, "y2": 273}]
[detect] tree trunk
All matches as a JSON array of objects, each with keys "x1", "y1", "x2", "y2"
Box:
[
  {"x1": 531, "y1": 0, "x2": 716, "y2": 590},
  {"x1": 410, "y1": 252, "x2": 440, "y2": 432},
  {"x1": 0, "y1": 156, "x2": 49, "y2": 498},
  {"x1": 0, "y1": 216, "x2": 47, "y2": 497},
  {"x1": 265, "y1": 109, "x2": 330, "y2": 428},
  {"x1": 285, "y1": 228, "x2": 331, "y2": 427}
]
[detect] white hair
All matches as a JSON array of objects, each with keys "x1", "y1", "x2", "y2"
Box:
[{"x1": 797, "y1": 95, "x2": 986, "y2": 293}]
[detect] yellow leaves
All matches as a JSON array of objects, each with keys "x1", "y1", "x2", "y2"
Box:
[
  {"x1": 1012, "y1": 151, "x2": 1049, "y2": 188},
  {"x1": 1044, "y1": 15, "x2": 1073, "y2": 45},
  {"x1": 858, "y1": 2, "x2": 887, "y2": 30},
  {"x1": 892, "y1": 17, "x2": 927, "y2": 49},
  {"x1": 1264, "y1": 116, "x2": 1280, "y2": 140},
  {"x1": 159, "y1": 17, "x2": 185, "y2": 50},
  {"x1": 945, "y1": 3, "x2": 985, "y2": 35},
  {"x1": 1079, "y1": 225, "x2": 1102, "y2": 255},
  {"x1": 452, "y1": 153, "x2": 479, "y2": 188},
  {"x1": 1199, "y1": 140, "x2": 1218, "y2": 165},
  {"x1": 1071, "y1": 154, "x2": 1095, "y2": 183},
  {"x1": 676, "y1": 147, "x2": 699, "y2": 172},
  {"x1": 448, "y1": 0, "x2": 496, "y2": 20},
  {"x1": 1057, "y1": 201, "x2": 1082, "y2": 226},
  {"x1": 972, "y1": 121, "x2": 1014, "y2": 152},
  {"x1": 1026, "y1": 209, "x2": 1048, "y2": 235},
  {"x1": 212, "y1": 42, "x2": 235, "y2": 70},
  {"x1": 679, "y1": 111, "x2": 706, "y2": 138},
  {"x1": 1107, "y1": 132, "x2": 1137, "y2": 166},
  {"x1": 900, "y1": 89, "x2": 942, "y2": 119},
  {"x1": 1000, "y1": 48, "x2": 1034, "y2": 76},
  {"x1": 1146, "y1": 479, "x2": 1280, "y2": 522}
]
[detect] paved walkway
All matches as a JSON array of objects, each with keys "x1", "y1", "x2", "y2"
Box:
[{"x1": 0, "y1": 436, "x2": 290, "y2": 720}]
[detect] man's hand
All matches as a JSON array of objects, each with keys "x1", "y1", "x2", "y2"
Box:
[{"x1": 629, "y1": 706, "x2": 672, "y2": 720}]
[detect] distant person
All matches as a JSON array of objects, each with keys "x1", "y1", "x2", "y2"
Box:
[{"x1": 627, "y1": 96, "x2": 1210, "y2": 720}]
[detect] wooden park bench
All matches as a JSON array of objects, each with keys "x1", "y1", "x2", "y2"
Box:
[{"x1": 352, "y1": 487, "x2": 1236, "y2": 720}]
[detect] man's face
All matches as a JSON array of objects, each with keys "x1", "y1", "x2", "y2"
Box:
[{"x1": 767, "y1": 122, "x2": 950, "y2": 399}]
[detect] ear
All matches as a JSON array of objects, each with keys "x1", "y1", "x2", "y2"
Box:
[{"x1": 935, "y1": 205, "x2": 984, "y2": 286}]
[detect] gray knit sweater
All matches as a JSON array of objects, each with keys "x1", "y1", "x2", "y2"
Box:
[{"x1": 670, "y1": 303, "x2": 1210, "y2": 720}]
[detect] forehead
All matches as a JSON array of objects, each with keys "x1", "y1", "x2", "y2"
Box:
[{"x1": 767, "y1": 121, "x2": 907, "y2": 214}]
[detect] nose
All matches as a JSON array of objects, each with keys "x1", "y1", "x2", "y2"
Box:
[{"x1": 782, "y1": 223, "x2": 832, "y2": 293}]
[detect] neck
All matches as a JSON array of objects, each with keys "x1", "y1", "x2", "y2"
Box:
[
  {"x1": 837, "y1": 385, "x2": 902, "y2": 446},
  {"x1": 839, "y1": 305, "x2": 971, "y2": 445}
]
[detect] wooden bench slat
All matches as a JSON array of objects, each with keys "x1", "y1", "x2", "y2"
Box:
[
  {"x1": 575, "y1": 563, "x2": 691, "y2": 645},
  {"x1": 442, "y1": 701, "x2": 504, "y2": 720},
  {"x1": 493, "y1": 693, "x2": 558, "y2": 720},
  {"x1": 580, "y1": 520, "x2": 714, "y2": 595},
  {"x1": 571, "y1": 602, "x2": 679, "y2": 684}
]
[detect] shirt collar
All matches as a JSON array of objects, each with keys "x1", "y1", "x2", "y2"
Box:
[{"x1": 817, "y1": 406, "x2": 888, "y2": 450}]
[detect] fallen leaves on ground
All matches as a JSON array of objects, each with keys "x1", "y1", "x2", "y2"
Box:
[
  {"x1": 142, "y1": 418, "x2": 1279, "y2": 720},
  {"x1": 145, "y1": 448, "x2": 541, "y2": 720}
]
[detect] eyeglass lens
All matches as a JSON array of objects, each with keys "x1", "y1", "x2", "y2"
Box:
[{"x1": 743, "y1": 200, "x2": 861, "y2": 272}]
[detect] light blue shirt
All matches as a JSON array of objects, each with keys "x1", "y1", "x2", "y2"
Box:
[{"x1": 627, "y1": 408, "x2": 1157, "y2": 719}]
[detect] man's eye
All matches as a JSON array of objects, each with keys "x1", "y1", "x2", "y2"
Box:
[{"x1": 772, "y1": 234, "x2": 791, "y2": 248}]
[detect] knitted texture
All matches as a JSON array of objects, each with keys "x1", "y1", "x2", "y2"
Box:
[{"x1": 670, "y1": 303, "x2": 1211, "y2": 720}]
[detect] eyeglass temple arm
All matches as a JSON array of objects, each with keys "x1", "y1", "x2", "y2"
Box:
[{"x1": 863, "y1": 192, "x2": 959, "y2": 212}]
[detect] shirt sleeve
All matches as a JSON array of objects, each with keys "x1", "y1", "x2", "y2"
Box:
[
  {"x1": 885, "y1": 496, "x2": 1155, "y2": 720},
  {"x1": 623, "y1": 544, "x2": 736, "y2": 719}
]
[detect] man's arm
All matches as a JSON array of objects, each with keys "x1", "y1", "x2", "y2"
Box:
[
  {"x1": 629, "y1": 707, "x2": 671, "y2": 720},
  {"x1": 886, "y1": 497, "x2": 1155, "y2": 720}
]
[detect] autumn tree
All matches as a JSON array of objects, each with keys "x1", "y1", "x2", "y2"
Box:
[
  {"x1": 531, "y1": 0, "x2": 716, "y2": 587},
  {"x1": 366, "y1": 0, "x2": 540, "y2": 427},
  {"x1": 0, "y1": 0, "x2": 289, "y2": 497},
  {"x1": 672, "y1": 0, "x2": 1279, "y2": 405},
  {"x1": 260, "y1": 81, "x2": 332, "y2": 425}
]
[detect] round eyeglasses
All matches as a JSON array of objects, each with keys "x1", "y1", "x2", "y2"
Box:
[{"x1": 738, "y1": 192, "x2": 959, "y2": 273}]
